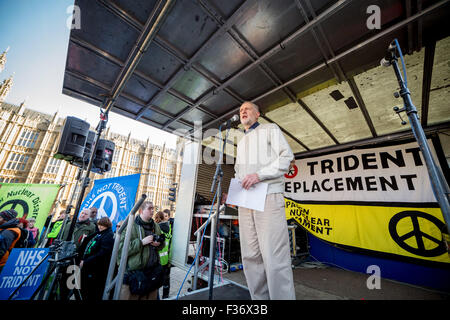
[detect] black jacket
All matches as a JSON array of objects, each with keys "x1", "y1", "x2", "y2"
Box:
[
  {"x1": 0, "y1": 219, "x2": 20, "y2": 259},
  {"x1": 82, "y1": 227, "x2": 114, "y2": 274},
  {"x1": 159, "y1": 221, "x2": 170, "y2": 234}
]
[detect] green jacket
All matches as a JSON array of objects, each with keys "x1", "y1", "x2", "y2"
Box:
[
  {"x1": 47, "y1": 220, "x2": 64, "y2": 239},
  {"x1": 158, "y1": 222, "x2": 172, "y2": 266},
  {"x1": 63, "y1": 220, "x2": 96, "y2": 249},
  {"x1": 117, "y1": 218, "x2": 163, "y2": 271}
]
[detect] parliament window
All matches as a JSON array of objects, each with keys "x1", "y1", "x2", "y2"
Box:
[
  {"x1": 150, "y1": 157, "x2": 159, "y2": 170},
  {"x1": 6, "y1": 153, "x2": 30, "y2": 171},
  {"x1": 147, "y1": 174, "x2": 156, "y2": 187},
  {"x1": 17, "y1": 129, "x2": 39, "y2": 148},
  {"x1": 45, "y1": 157, "x2": 62, "y2": 174},
  {"x1": 166, "y1": 163, "x2": 174, "y2": 174},
  {"x1": 113, "y1": 149, "x2": 120, "y2": 162},
  {"x1": 130, "y1": 153, "x2": 140, "y2": 167},
  {"x1": 0, "y1": 177, "x2": 20, "y2": 183}
]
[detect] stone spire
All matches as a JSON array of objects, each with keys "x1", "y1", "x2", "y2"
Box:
[
  {"x1": 0, "y1": 74, "x2": 13, "y2": 104},
  {"x1": 0, "y1": 47, "x2": 9, "y2": 74},
  {"x1": 18, "y1": 99, "x2": 26, "y2": 116}
]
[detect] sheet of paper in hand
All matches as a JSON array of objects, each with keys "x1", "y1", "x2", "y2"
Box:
[{"x1": 226, "y1": 178, "x2": 268, "y2": 212}]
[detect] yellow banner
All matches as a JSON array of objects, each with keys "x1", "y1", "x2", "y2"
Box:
[{"x1": 285, "y1": 198, "x2": 450, "y2": 264}]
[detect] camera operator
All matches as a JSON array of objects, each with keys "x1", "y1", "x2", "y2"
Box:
[{"x1": 117, "y1": 201, "x2": 164, "y2": 300}]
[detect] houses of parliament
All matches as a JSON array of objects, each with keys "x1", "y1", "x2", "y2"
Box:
[{"x1": 0, "y1": 47, "x2": 182, "y2": 214}]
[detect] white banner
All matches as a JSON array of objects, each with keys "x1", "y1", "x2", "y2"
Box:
[{"x1": 284, "y1": 140, "x2": 439, "y2": 204}]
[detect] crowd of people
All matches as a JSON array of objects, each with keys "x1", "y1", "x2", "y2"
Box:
[{"x1": 0, "y1": 203, "x2": 174, "y2": 300}]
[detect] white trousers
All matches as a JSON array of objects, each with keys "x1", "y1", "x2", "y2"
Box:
[{"x1": 238, "y1": 193, "x2": 296, "y2": 300}]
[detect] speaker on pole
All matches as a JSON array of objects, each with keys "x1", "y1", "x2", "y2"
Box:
[
  {"x1": 54, "y1": 116, "x2": 89, "y2": 161},
  {"x1": 92, "y1": 139, "x2": 115, "y2": 173},
  {"x1": 71, "y1": 130, "x2": 95, "y2": 168}
]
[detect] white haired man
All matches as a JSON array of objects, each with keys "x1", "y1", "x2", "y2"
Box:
[{"x1": 235, "y1": 101, "x2": 296, "y2": 300}]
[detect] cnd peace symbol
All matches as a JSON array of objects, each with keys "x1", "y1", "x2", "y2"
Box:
[
  {"x1": 389, "y1": 210, "x2": 447, "y2": 257},
  {"x1": 89, "y1": 191, "x2": 118, "y2": 222},
  {"x1": 0, "y1": 199, "x2": 30, "y2": 218}
]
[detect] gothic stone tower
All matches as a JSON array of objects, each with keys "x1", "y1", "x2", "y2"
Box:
[
  {"x1": 0, "y1": 47, "x2": 9, "y2": 73},
  {"x1": 0, "y1": 47, "x2": 13, "y2": 104}
]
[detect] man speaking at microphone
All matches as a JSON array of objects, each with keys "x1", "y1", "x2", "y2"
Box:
[{"x1": 234, "y1": 101, "x2": 296, "y2": 300}]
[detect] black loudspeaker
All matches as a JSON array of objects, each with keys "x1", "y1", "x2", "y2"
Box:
[
  {"x1": 54, "y1": 117, "x2": 90, "y2": 161},
  {"x1": 71, "y1": 130, "x2": 95, "y2": 168},
  {"x1": 71, "y1": 134, "x2": 115, "y2": 174},
  {"x1": 92, "y1": 139, "x2": 115, "y2": 173}
]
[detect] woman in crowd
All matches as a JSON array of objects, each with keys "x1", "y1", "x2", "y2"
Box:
[
  {"x1": 80, "y1": 217, "x2": 114, "y2": 300},
  {"x1": 154, "y1": 211, "x2": 172, "y2": 299},
  {"x1": 26, "y1": 217, "x2": 39, "y2": 245},
  {"x1": 17, "y1": 218, "x2": 36, "y2": 248}
]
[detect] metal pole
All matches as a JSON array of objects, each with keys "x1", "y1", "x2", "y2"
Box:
[
  {"x1": 39, "y1": 211, "x2": 55, "y2": 248},
  {"x1": 207, "y1": 191, "x2": 220, "y2": 299},
  {"x1": 102, "y1": 230, "x2": 122, "y2": 299},
  {"x1": 390, "y1": 46, "x2": 450, "y2": 234},
  {"x1": 66, "y1": 0, "x2": 175, "y2": 243},
  {"x1": 193, "y1": 231, "x2": 201, "y2": 291},
  {"x1": 103, "y1": 194, "x2": 146, "y2": 300},
  {"x1": 112, "y1": 212, "x2": 135, "y2": 300},
  {"x1": 208, "y1": 123, "x2": 230, "y2": 299},
  {"x1": 38, "y1": 183, "x2": 67, "y2": 248},
  {"x1": 58, "y1": 167, "x2": 83, "y2": 241}
]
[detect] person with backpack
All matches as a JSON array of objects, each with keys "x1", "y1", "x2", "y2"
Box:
[
  {"x1": 0, "y1": 210, "x2": 21, "y2": 273},
  {"x1": 154, "y1": 211, "x2": 173, "y2": 299},
  {"x1": 117, "y1": 201, "x2": 165, "y2": 300}
]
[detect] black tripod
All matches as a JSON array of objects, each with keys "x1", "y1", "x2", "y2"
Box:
[{"x1": 8, "y1": 240, "x2": 81, "y2": 300}]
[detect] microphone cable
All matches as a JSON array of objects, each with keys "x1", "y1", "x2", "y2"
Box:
[{"x1": 394, "y1": 38, "x2": 408, "y2": 87}]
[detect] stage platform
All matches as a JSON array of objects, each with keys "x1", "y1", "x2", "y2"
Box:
[
  {"x1": 164, "y1": 262, "x2": 449, "y2": 300},
  {"x1": 174, "y1": 282, "x2": 251, "y2": 300}
]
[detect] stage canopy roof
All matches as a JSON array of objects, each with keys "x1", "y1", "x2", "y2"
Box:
[{"x1": 63, "y1": 0, "x2": 450, "y2": 157}]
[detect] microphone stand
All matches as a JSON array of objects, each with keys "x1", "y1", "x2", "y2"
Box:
[
  {"x1": 208, "y1": 120, "x2": 232, "y2": 300},
  {"x1": 386, "y1": 39, "x2": 450, "y2": 234}
]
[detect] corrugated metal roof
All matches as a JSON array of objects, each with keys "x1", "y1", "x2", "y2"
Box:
[{"x1": 63, "y1": 0, "x2": 450, "y2": 157}]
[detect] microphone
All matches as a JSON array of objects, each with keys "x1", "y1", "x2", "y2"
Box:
[
  {"x1": 220, "y1": 114, "x2": 240, "y2": 127},
  {"x1": 380, "y1": 41, "x2": 397, "y2": 67},
  {"x1": 380, "y1": 56, "x2": 391, "y2": 67}
]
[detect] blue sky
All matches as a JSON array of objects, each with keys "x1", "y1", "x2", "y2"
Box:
[{"x1": 0, "y1": 0, "x2": 177, "y2": 148}]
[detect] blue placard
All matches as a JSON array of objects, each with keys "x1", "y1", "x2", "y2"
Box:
[
  {"x1": 0, "y1": 248, "x2": 50, "y2": 300},
  {"x1": 80, "y1": 174, "x2": 141, "y2": 229}
]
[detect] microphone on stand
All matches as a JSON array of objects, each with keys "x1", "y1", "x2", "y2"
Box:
[
  {"x1": 220, "y1": 114, "x2": 240, "y2": 128},
  {"x1": 380, "y1": 41, "x2": 397, "y2": 67},
  {"x1": 380, "y1": 55, "x2": 392, "y2": 67}
]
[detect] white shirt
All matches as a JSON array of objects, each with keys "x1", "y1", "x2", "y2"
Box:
[{"x1": 235, "y1": 122, "x2": 294, "y2": 194}]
